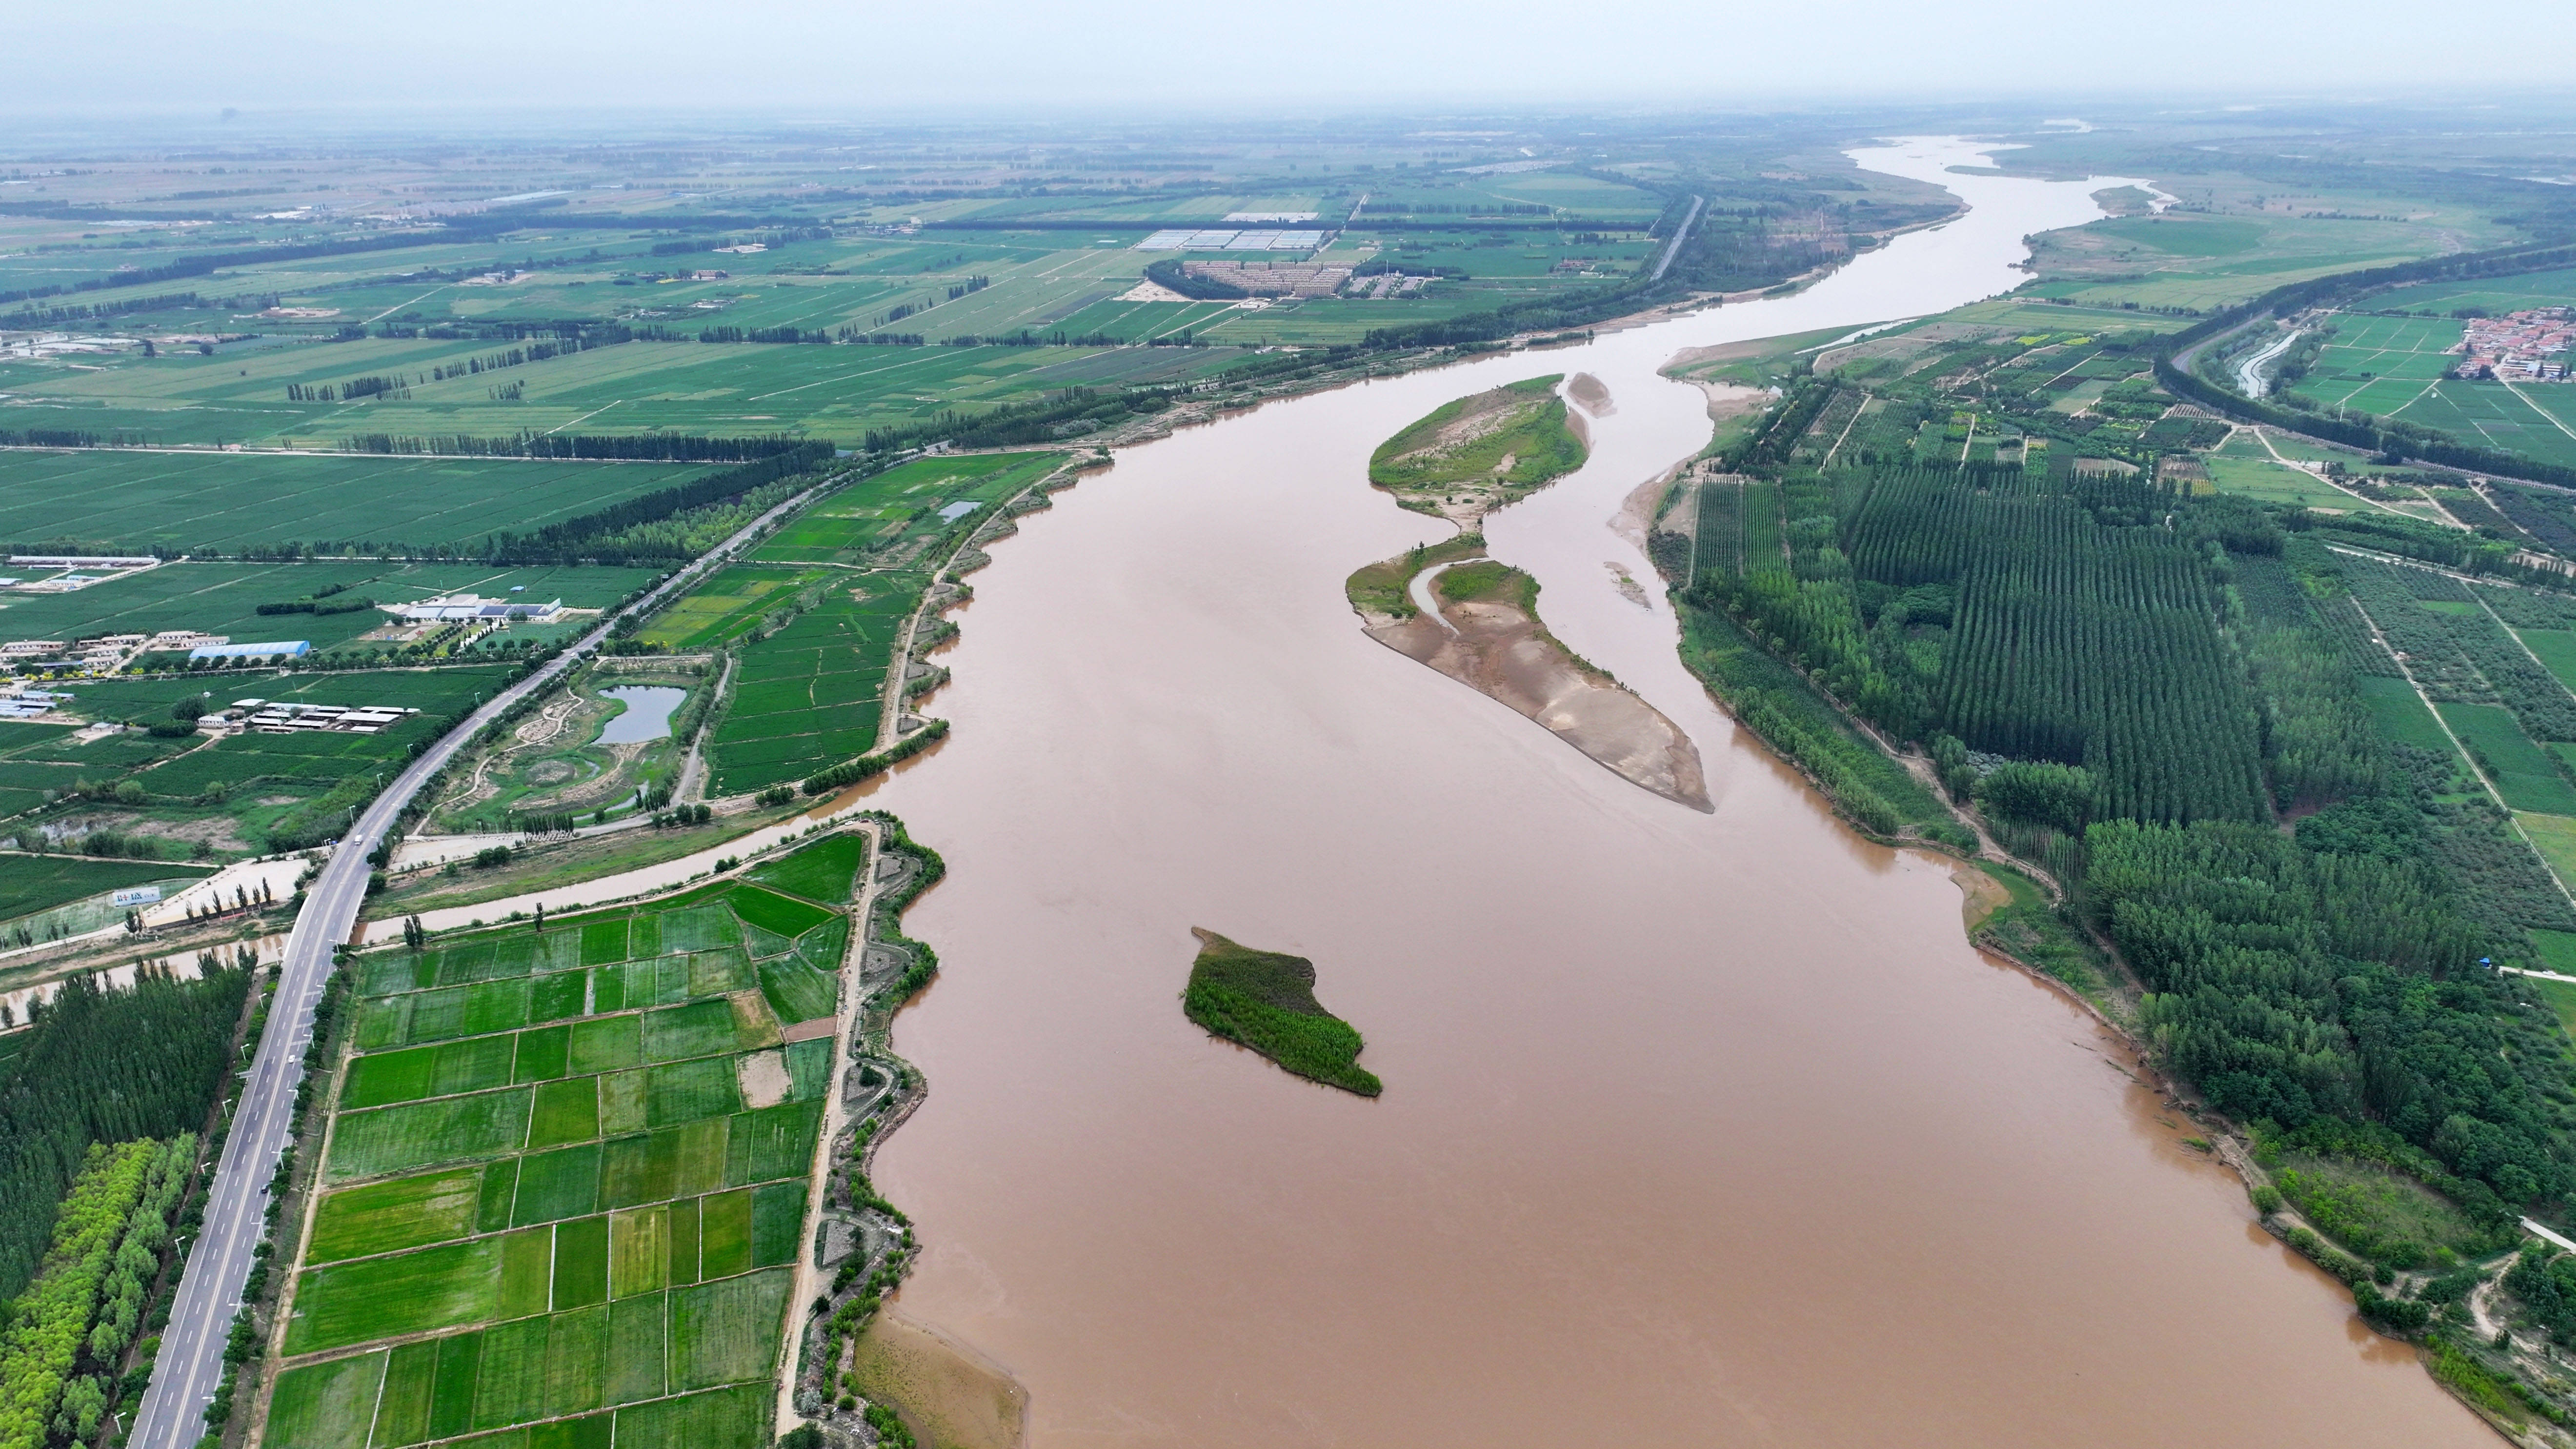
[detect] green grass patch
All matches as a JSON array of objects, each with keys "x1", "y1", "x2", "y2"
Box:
[
  {"x1": 2517, "y1": 628, "x2": 2576, "y2": 699},
  {"x1": 1968, "y1": 863, "x2": 2110, "y2": 1003},
  {"x1": 1180, "y1": 928, "x2": 1379, "y2": 1097}
]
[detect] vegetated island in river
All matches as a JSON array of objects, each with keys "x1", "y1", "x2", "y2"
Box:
[
  {"x1": 1182, "y1": 928, "x2": 1381, "y2": 1096},
  {"x1": 1351, "y1": 373, "x2": 1711, "y2": 810}
]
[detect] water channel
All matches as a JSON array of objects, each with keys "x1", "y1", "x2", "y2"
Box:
[{"x1": 864, "y1": 139, "x2": 2494, "y2": 1446}]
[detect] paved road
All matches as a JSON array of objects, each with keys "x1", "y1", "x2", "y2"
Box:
[
  {"x1": 128, "y1": 470, "x2": 849, "y2": 1449},
  {"x1": 1650, "y1": 195, "x2": 1705, "y2": 284}
]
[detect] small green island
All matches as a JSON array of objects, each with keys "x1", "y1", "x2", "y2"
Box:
[
  {"x1": 1182, "y1": 928, "x2": 1382, "y2": 1097},
  {"x1": 1367, "y1": 374, "x2": 1588, "y2": 523}
]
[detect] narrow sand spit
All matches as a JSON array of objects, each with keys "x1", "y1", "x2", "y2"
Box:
[{"x1": 1365, "y1": 579, "x2": 1710, "y2": 811}]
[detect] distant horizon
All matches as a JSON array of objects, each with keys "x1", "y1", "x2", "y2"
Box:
[
  {"x1": 1, "y1": 90, "x2": 2572, "y2": 141},
  {"x1": 10, "y1": 0, "x2": 2572, "y2": 117}
]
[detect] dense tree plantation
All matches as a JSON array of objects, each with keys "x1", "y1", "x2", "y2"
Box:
[
  {"x1": 1678, "y1": 451, "x2": 2576, "y2": 1224},
  {"x1": 0, "y1": 968, "x2": 248, "y2": 1304},
  {"x1": 0, "y1": 1136, "x2": 194, "y2": 1449}
]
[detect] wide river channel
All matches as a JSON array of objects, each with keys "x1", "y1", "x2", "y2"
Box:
[{"x1": 865, "y1": 139, "x2": 2495, "y2": 1446}]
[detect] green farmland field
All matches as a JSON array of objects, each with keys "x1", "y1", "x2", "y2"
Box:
[
  {"x1": 636, "y1": 450, "x2": 1061, "y2": 791},
  {"x1": 0, "y1": 450, "x2": 717, "y2": 551},
  {"x1": 275, "y1": 850, "x2": 868, "y2": 1449},
  {"x1": 2440, "y1": 703, "x2": 2576, "y2": 814},
  {"x1": 0, "y1": 560, "x2": 652, "y2": 656},
  {"x1": 2285, "y1": 306, "x2": 2576, "y2": 472},
  {"x1": 0, "y1": 852, "x2": 212, "y2": 924}
]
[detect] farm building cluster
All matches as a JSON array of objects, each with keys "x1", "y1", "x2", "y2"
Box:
[
  {"x1": 1136, "y1": 228, "x2": 1330, "y2": 252},
  {"x1": 2454, "y1": 307, "x2": 2574, "y2": 381}
]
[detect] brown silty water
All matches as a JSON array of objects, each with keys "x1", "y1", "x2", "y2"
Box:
[{"x1": 863, "y1": 139, "x2": 2494, "y2": 1446}]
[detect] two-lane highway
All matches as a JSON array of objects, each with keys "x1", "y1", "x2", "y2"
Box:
[{"x1": 128, "y1": 468, "x2": 853, "y2": 1449}]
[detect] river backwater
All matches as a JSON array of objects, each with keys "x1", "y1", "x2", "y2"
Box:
[{"x1": 866, "y1": 139, "x2": 2494, "y2": 1446}]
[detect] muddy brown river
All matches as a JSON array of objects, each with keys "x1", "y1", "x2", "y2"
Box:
[{"x1": 865, "y1": 139, "x2": 2494, "y2": 1446}]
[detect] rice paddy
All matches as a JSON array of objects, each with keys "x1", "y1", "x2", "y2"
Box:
[{"x1": 270, "y1": 837, "x2": 866, "y2": 1449}]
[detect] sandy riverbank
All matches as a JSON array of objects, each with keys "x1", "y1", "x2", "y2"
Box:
[{"x1": 1358, "y1": 558, "x2": 1709, "y2": 811}]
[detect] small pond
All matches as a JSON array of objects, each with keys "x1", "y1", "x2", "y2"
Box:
[{"x1": 596, "y1": 685, "x2": 687, "y2": 745}]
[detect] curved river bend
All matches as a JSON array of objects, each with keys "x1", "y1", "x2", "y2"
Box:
[{"x1": 866, "y1": 139, "x2": 2492, "y2": 1447}]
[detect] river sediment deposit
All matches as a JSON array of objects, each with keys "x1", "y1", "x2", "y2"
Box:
[{"x1": 864, "y1": 139, "x2": 2496, "y2": 1447}]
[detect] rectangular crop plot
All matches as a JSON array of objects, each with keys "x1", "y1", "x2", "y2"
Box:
[
  {"x1": 601, "y1": 1120, "x2": 727, "y2": 1208},
  {"x1": 510, "y1": 1144, "x2": 603, "y2": 1227},
  {"x1": 695, "y1": 1189, "x2": 753, "y2": 1280},
  {"x1": 473, "y1": 1315, "x2": 552, "y2": 1430},
  {"x1": 0, "y1": 855, "x2": 214, "y2": 926},
  {"x1": 567, "y1": 1014, "x2": 642, "y2": 1074},
  {"x1": 646, "y1": 1058, "x2": 744, "y2": 1127},
  {"x1": 528, "y1": 1076, "x2": 601, "y2": 1148},
  {"x1": 328, "y1": 1088, "x2": 531, "y2": 1180},
  {"x1": 605, "y1": 1295, "x2": 667, "y2": 1405},
  {"x1": 374, "y1": 1341, "x2": 439, "y2": 1449},
  {"x1": 668, "y1": 1269, "x2": 791, "y2": 1391},
  {"x1": 544, "y1": 1304, "x2": 608, "y2": 1417},
  {"x1": 433, "y1": 1034, "x2": 521, "y2": 1098},
  {"x1": 580, "y1": 919, "x2": 631, "y2": 966},
  {"x1": 501, "y1": 1227, "x2": 555, "y2": 1320},
  {"x1": 515, "y1": 1025, "x2": 572, "y2": 1083},
  {"x1": 744, "y1": 832, "x2": 866, "y2": 905},
  {"x1": 285, "y1": 1238, "x2": 503, "y2": 1354},
  {"x1": 531, "y1": 970, "x2": 588, "y2": 1023},
  {"x1": 405, "y1": 980, "x2": 532, "y2": 1044},
  {"x1": 266, "y1": 1350, "x2": 386, "y2": 1449},
  {"x1": 341, "y1": 1046, "x2": 437, "y2": 1109},
  {"x1": 308, "y1": 1166, "x2": 483, "y2": 1263},
  {"x1": 643, "y1": 1000, "x2": 741, "y2": 1063},
  {"x1": 611, "y1": 1206, "x2": 670, "y2": 1299},
  {"x1": 552, "y1": 1214, "x2": 611, "y2": 1310},
  {"x1": 611, "y1": 1383, "x2": 773, "y2": 1449},
  {"x1": 727, "y1": 884, "x2": 833, "y2": 938},
  {"x1": 724, "y1": 1103, "x2": 822, "y2": 1188}
]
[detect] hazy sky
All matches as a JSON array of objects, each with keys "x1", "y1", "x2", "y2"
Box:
[{"x1": 13, "y1": 0, "x2": 2576, "y2": 114}]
